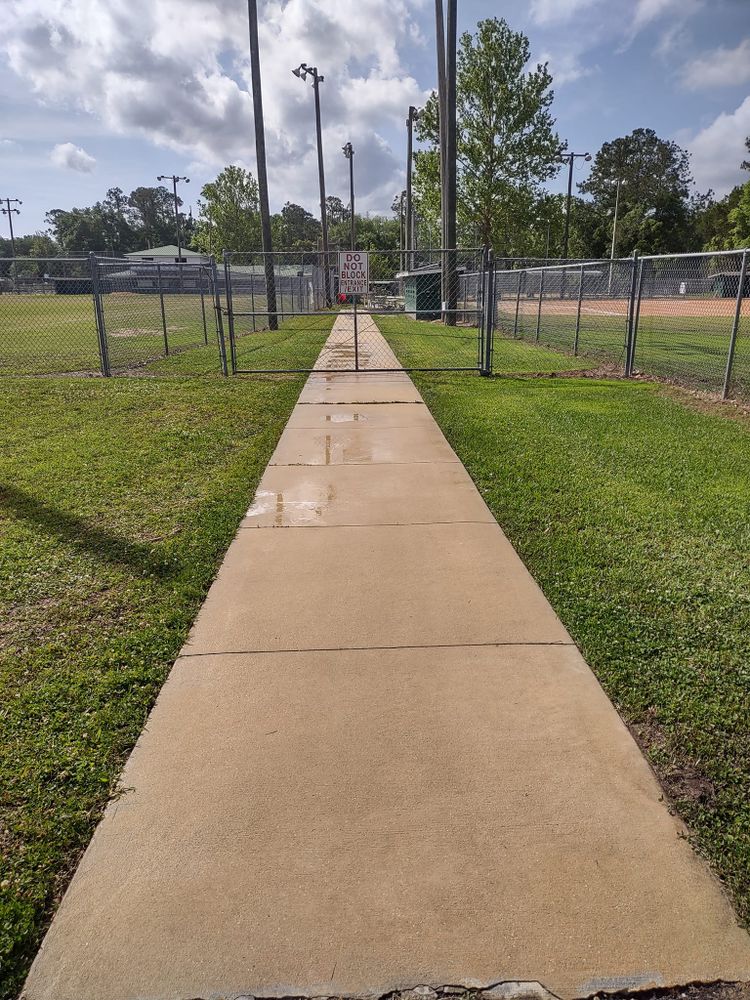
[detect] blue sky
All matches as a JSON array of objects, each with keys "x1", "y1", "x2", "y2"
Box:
[{"x1": 1, "y1": 0, "x2": 749, "y2": 238}]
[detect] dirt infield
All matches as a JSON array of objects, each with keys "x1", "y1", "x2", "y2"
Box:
[{"x1": 504, "y1": 296, "x2": 743, "y2": 318}]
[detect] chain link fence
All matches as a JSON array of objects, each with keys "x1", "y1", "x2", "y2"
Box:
[
  {"x1": 0, "y1": 255, "x2": 227, "y2": 376},
  {"x1": 222, "y1": 248, "x2": 487, "y2": 372},
  {"x1": 494, "y1": 249, "x2": 750, "y2": 400}
]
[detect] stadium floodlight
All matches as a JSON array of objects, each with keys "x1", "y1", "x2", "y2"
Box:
[{"x1": 293, "y1": 62, "x2": 331, "y2": 305}]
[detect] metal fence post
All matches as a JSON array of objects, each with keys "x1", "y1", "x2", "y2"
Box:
[
  {"x1": 89, "y1": 252, "x2": 111, "y2": 377},
  {"x1": 535, "y1": 269, "x2": 545, "y2": 342},
  {"x1": 574, "y1": 264, "x2": 584, "y2": 355},
  {"x1": 629, "y1": 258, "x2": 645, "y2": 377},
  {"x1": 723, "y1": 249, "x2": 748, "y2": 399},
  {"x1": 481, "y1": 248, "x2": 495, "y2": 375},
  {"x1": 223, "y1": 251, "x2": 237, "y2": 374},
  {"x1": 200, "y1": 269, "x2": 208, "y2": 345},
  {"x1": 156, "y1": 263, "x2": 169, "y2": 356},
  {"x1": 625, "y1": 250, "x2": 639, "y2": 375},
  {"x1": 211, "y1": 258, "x2": 229, "y2": 377},
  {"x1": 513, "y1": 269, "x2": 523, "y2": 338}
]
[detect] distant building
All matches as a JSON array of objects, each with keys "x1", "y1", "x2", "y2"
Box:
[{"x1": 125, "y1": 245, "x2": 205, "y2": 264}]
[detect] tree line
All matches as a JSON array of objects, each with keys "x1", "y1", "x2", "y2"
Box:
[{"x1": 2, "y1": 15, "x2": 749, "y2": 264}]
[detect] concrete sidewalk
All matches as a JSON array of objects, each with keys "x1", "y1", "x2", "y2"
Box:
[{"x1": 25, "y1": 316, "x2": 750, "y2": 1000}]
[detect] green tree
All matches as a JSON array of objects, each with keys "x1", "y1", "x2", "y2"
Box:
[
  {"x1": 127, "y1": 186, "x2": 178, "y2": 249},
  {"x1": 413, "y1": 17, "x2": 563, "y2": 252},
  {"x1": 192, "y1": 166, "x2": 261, "y2": 255},
  {"x1": 728, "y1": 181, "x2": 750, "y2": 246},
  {"x1": 272, "y1": 202, "x2": 321, "y2": 251},
  {"x1": 579, "y1": 129, "x2": 694, "y2": 254},
  {"x1": 326, "y1": 195, "x2": 348, "y2": 229}
]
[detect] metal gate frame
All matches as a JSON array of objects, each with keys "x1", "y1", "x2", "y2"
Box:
[{"x1": 221, "y1": 247, "x2": 495, "y2": 376}]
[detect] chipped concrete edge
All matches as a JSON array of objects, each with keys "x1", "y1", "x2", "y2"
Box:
[{"x1": 168, "y1": 977, "x2": 750, "y2": 1000}]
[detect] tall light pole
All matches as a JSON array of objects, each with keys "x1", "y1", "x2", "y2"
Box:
[
  {"x1": 342, "y1": 142, "x2": 355, "y2": 251},
  {"x1": 156, "y1": 174, "x2": 189, "y2": 258},
  {"x1": 293, "y1": 63, "x2": 331, "y2": 307},
  {"x1": 559, "y1": 151, "x2": 591, "y2": 259},
  {"x1": 406, "y1": 106, "x2": 419, "y2": 270},
  {"x1": 248, "y1": 0, "x2": 278, "y2": 329},
  {"x1": 610, "y1": 176, "x2": 623, "y2": 261},
  {"x1": 608, "y1": 176, "x2": 623, "y2": 295},
  {"x1": 1, "y1": 198, "x2": 21, "y2": 259}
]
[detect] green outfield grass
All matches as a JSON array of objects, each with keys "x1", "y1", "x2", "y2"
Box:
[
  {"x1": 0, "y1": 292, "x2": 219, "y2": 375},
  {"x1": 413, "y1": 371, "x2": 750, "y2": 926},
  {"x1": 500, "y1": 300, "x2": 750, "y2": 395},
  {"x1": 0, "y1": 316, "x2": 334, "y2": 998}
]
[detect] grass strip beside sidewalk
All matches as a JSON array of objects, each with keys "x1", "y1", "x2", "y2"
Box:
[
  {"x1": 412, "y1": 372, "x2": 750, "y2": 925},
  {"x1": 0, "y1": 321, "x2": 330, "y2": 996}
]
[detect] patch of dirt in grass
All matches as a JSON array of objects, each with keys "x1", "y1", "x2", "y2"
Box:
[
  {"x1": 110, "y1": 327, "x2": 164, "y2": 337},
  {"x1": 630, "y1": 708, "x2": 717, "y2": 811}
]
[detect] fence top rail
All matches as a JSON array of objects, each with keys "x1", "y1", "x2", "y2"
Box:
[
  {"x1": 495, "y1": 259, "x2": 611, "y2": 274},
  {"x1": 637, "y1": 247, "x2": 749, "y2": 261},
  {"x1": 494, "y1": 246, "x2": 750, "y2": 275},
  {"x1": 222, "y1": 246, "x2": 485, "y2": 258}
]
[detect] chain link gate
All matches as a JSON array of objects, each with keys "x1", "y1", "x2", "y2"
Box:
[
  {"x1": 91, "y1": 254, "x2": 227, "y2": 375},
  {"x1": 221, "y1": 248, "x2": 494, "y2": 375}
]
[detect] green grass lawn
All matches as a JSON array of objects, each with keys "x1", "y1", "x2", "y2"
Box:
[
  {"x1": 499, "y1": 299, "x2": 750, "y2": 396},
  {"x1": 376, "y1": 313, "x2": 591, "y2": 373},
  {"x1": 0, "y1": 318, "x2": 332, "y2": 997},
  {"x1": 412, "y1": 370, "x2": 750, "y2": 924}
]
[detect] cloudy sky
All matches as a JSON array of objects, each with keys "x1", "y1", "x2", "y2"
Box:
[{"x1": 1, "y1": 0, "x2": 750, "y2": 236}]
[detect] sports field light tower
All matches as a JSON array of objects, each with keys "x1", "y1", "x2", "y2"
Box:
[
  {"x1": 157, "y1": 174, "x2": 189, "y2": 260},
  {"x1": 559, "y1": 151, "x2": 591, "y2": 259},
  {"x1": 342, "y1": 142, "x2": 355, "y2": 251},
  {"x1": 292, "y1": 62, "x2": 332, "y2": 306}
]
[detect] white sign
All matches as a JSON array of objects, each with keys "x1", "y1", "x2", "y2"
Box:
[{"x1": 339, "y1": 251, "x2": 369, "y2": 295}]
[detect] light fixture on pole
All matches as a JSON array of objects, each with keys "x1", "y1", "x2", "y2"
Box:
[
  {"x1": 558, "y1": 151, "x2": 591, "y2": 259},
  {"x1": 342, "y1": 142, "x2": 355, "y2": 251},
  {"x1": 293, "y1": 62, "x2": 331, "y2": 306},
  {"x1": 157, "y1": 175, "x2": 189, "y2": 259}
]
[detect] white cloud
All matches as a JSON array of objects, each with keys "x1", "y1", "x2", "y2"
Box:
[
  {"x1": 2, "y1": 0, "x2": 428, "y2": 215},
  {"x1": 539, "y1": 50, "x2": 595, "y2": 86},
  {"x1": 617, "y1": 0, "x2": 702, "y2": 51},
  {"x1": 680, "y1": 95, "x2": 750, "y2": 195},
  {"x1": 680, "y1": 39, "x2": 750, "y2": 90},
  {"x1": 529, "y1": 0, "x2": 601, "y2": 26},
  {"x1": 50, "y1": 141, "x2": 96, "y2": 172}
]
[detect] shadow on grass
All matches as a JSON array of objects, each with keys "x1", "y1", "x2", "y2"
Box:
[{"x1": 0, "y1": 483, "x2": 178, "y2": 580}]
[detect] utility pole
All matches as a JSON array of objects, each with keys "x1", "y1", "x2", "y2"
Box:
[
  {"x1": 435, "y1": 0, "x2": 456, "y2": 325},
  {"x1": 406, "y1": 106, "x2": 419, "y2": 271},
  {"x1": 1, "y1": 198, "x2": 21, "y2": 259},
  {"x1": 559, "y1": 151, "x2": 591, "y2": 259},
  {"x1": 342, "y1": 142, "x2": 355, "y2": 251},
  {"x1": 435, "y1": 0, "x2": 448, "y2": 301},
  {"x1": 248, "y1": 0, "x2": 278, "y2": 329},
  {"x1": 156, "y1": 174, "x2": 189, "y2": 258},
  {"x1": 293, "y1": 63, "x2": 331, "y2": 306}
]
